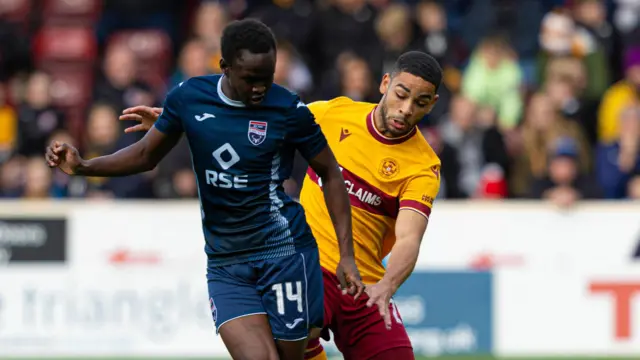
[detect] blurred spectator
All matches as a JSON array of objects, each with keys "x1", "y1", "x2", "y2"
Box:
[
  {"x1": 376, "y1": 4, "x2": 413, "y2": 75},
  {"x1": 0, "y1": 156, "x2": 23, "y2": 198},
  {"x1": 93, "y1": 43, "x2": 155, "y2": 110},
  {"x1": 193, "y1": 1, "x2": 229, "y2": 74},
  {"x1": 411, "y1": 0, "x2": 461, "y2": 121},
  {"x1": 543, "y1": 67, "x2": 599, "y2": 145},
  {"x1": 475, "y1": 163, "x2": 509, "y2": 199},
  {"x1": 305, "y1": 0, "x2": 382, "y2": 97},
  {"x1": 511, "y1": 93, "x2": 591, "y2": 197},
  {"x1": 93, "y1": 43, "x2": 155, "y2": 142},
  {"x1": 171, "y1": 169, "x2": 198, "y2": 199},
  {"x1": 0, "y1": 0, "x2": 637, "y2": 201},
  {"x1": 439, "y1": 96, "x2": 509, "y2": 198},
  {"x1": 413, "y1": 0, "x2": 466, "y2": 71},
  {"x1": 530, "y1": 137, "x2": 602, "y2": 206},
  {"x1": 17, "y1": 71, "x2": 65, "y2": 157},
  {"x1": 461, "y1": 35, "x2": 523, "y2": 130},
  {"x1": 420, "y1": 126, "x2": 463, "y2": 199},
  {"x1": 596, "y1": 46, "x2": 640, "y2": 198},
  {"x1": 572, "y1": 0, "x2": 619, "y2": 77},
  {"x1": 82, "y1": 103, "x2": 153, "y2": 198},
  {"x1": 628, "y1": 172, "x2": 640, "y2": 199},
  {"x1": 613, "y1": 0, "x2": 640, "y2": 39},
  {"x1": 537, "y1": 10, "x2": 610, "y2": 100},
  {"x1": 22, "y1": 156, "x2": 54, "y2": 199},
  {"x1": 274, "y1": 41, "x2": 313, "y2": 98},
  {"x1": 170, "y1": 38, "x2": 209, "y2": 89},
  {"x1": 0, "y1": 83, "x2": 17, "y2": 162},
  {"x1": 337, "y1": 53, "x2": 378, "y2": 103},
  {"x1": 154, "y1": 137, "x2": 195, "y2": 199}
]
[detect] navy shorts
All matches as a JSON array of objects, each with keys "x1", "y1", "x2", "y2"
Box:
[{"x1": 207, "y1": 247, "x2": 324, "y2": 340}]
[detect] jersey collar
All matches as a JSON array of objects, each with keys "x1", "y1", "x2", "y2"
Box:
[{"x1": 217, "y1": 75, "x2": 246, "y2": 107}]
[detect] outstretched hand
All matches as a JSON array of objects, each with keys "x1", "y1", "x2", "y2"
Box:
[
  {"x1": 44, "y1": 141, "x2": 83, "y2": 175},
  {"x1": 336, "y1": 256, "x2": 366, "y2": 301},
  {"x1": 365, "y1": 279, "x2": 394, "y2": 330},
  {"x1": 119, "y1": 106, "x2": 163, "y2": 133}
]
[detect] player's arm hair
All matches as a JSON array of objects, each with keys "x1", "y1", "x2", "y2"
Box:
[
  {"x1": 76, "y1": 127, "x2": 181, "y2": 177},
  {"x1": 307, "y1": 146, "x2": 355, "y2": 258},
  {"x1": 382, "y1": 210, "x2": 428, "y2": 293}
]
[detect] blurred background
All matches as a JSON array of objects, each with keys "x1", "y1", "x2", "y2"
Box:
[
  {"x1": 0, "y1": 0, "x2": 639, "y2": 204},
  {"x1": 0, "y1": 0, "x2": 640, "y2": 359}
]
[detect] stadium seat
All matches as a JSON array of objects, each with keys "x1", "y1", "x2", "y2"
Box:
[
  {"x1": 0, "y1": 0, "x2": 31, "y2": 23},
  {"x1": 107, "y1": 30, "x2": 172, "y2": 95},
  {"x1": 33, "y1": 26, "x2": 97, "y2": 65},
  {"x1": 42, "y1": 0, "x2": 102, "y2": 25}
]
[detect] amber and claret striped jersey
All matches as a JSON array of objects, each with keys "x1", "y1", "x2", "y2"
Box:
[{"x1": 300, "y1": 97, "x2": 441, "y2": 284}]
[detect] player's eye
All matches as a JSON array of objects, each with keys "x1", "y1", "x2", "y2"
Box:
[{"x1": 395, "y1": 92, "x2": 408, "y2": 99}]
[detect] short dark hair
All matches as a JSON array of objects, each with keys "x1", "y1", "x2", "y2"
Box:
[
  {"x1": 221, "y1": 19, "x2": 277, "y2": 65},
  {"x1": 392, "y1": 51, "x2": 443, "y2": 91}
]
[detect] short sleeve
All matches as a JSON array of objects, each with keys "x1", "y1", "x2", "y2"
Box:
[
  {"x1": 154, "y1": 83, "x2": 185, "y2": 134},
  {"x1": 398, "y1": 164, "x2": 441, "y2": 219},
  {"x1": 307, "y1": 101, "x2": 332, "y2": 125},
  {"x1": 287, "y1": 101, "x2": 328, "y2": 161}
]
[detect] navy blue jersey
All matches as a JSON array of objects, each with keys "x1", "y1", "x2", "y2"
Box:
[{"x1": 154, "y1": 75, "x2": 327, "y2": 267}]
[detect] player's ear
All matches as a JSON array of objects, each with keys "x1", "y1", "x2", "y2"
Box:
[
  {"x1": 426, "y1": 94, "x2": 440, "y2": 113},
  {"x1": 219, "y1": 58, "x2": 230, "y2": 75},
  {"x1": 379, "y1": 73, "x2": 391, "y2": 95}
]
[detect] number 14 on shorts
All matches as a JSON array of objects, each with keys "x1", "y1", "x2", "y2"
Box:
[{"x1": 272, "y1": 281, "x2": 304, "y2": 328}]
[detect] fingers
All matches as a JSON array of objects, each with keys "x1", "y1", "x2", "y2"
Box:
[
  {"x1": 119, "y1": 114, "x2": 144, "y2": 122},
  {"x1": 346, "y1": 274, "x2": 365, "y2": 300},
  {"x1": 122, "y1": 106, "x2": 159, "y2": 120},
  {"x1": 124, "y1": 124, "x2": 149, "y2": 133},
  {"x1": 366, "y1": 293, "x2": 375, "y2": 308},
  {"x1": 337, "y1": 272, "x2": 348, "y2": 295},
  {"x1": 122, "y1": 106, "x2": 151, "y2": 115},
  {"x1": 380, "y1": 302, "x2": 392, "y2": 330},
  {"x1": 45, "y1": 146, "x2": 59, "y2": 167},
  {"x1": 353, "y1": 280, "x2": 366, "y2": 301},
  {"x1": 45, "y1": 141, "x2": 66, "y2": 167}
]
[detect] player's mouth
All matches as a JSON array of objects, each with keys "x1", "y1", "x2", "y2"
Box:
[
  {"x1": 389, "y1": 119, "x2": 407, "y2": 130},
  {"x1": 250, "y1": 94, "x2": 265, "y2": 104}
]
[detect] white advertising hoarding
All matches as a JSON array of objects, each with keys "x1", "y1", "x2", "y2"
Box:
[
  {"x1": 0, "y1": 268, "x2": 227, "y2": 357},
  {"x1": 496, "y1": 266, "x2": 640, "y2": 356},
  {"x1": 0, "y1": 200, "x2": 639, "y2": 357},
  {"x1": 420, "y1": 202, "x2": 640, "y2": 270}
]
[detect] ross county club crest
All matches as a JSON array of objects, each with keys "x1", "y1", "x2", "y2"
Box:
[{"x1": 248, "y1": 120, "x2": 268, "y2": 146}]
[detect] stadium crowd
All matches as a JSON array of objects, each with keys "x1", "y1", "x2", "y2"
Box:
[{"x1": 0, "y1": 0, "x2": 639, "y2": 204}]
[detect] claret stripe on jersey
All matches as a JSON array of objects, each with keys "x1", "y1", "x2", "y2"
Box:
[{"x1": 306, "y1": 166, "x2": 399, "y2": 218}]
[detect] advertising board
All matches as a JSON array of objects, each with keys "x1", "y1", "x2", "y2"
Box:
[
  {"x1": 394, "y1": 271, "x2": 493, "y2": 356},
  {"x1": 496, "y1": 266, "x2": 640, "y2": 356}
]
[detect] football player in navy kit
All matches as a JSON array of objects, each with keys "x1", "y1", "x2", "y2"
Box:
[{"x1": 45, "y1": 19, "x2": 364, "y2": 360}]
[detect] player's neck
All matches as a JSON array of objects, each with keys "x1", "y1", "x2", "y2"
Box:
[
  {"x1": 220, "y1": 75, "x2": 242, "y2": 102},
  {"x1": 373, "y1": 106, "x2": 396, "y2": 138}
]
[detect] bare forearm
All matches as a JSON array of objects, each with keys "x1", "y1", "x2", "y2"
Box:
[
  {"x1": 321, "y1": 172, "x2": 354, "y2": 258},
  {"x1": 76, "y1": 144, "x2": 153, "y2": 177},
  {"x1": 382, "y1": 239, "x2": 421, "y2": 293}
]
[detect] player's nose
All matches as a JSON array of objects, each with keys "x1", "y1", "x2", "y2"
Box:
[
  {"x1": 398, "y1": 101, "x2": 413, "y2": 117},
  {"x1": 252, "y1": 85, "x2": 266, "y2": 94}
]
